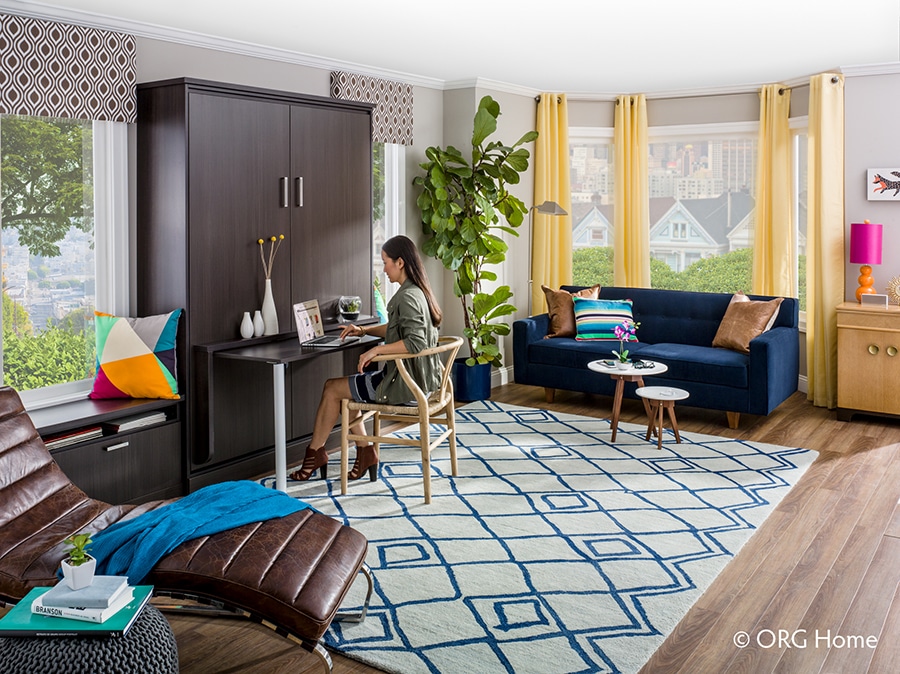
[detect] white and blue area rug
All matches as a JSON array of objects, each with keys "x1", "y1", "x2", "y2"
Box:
[{"x1": 265, "y1": 401, "x2": 818, "y2": 674}]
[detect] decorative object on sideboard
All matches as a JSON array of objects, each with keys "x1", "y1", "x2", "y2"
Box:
[
  {"x1": 338, "y1": 295, "x2": 361, "y2": 321},
  {"x1": 240, "y1": 311, "x2": 253, "y2": 339},
  {"x1": 849, "y1": 220, "x2": 883, "y2": 302},
  {"x1": 61, "y1": 532, "x2": 95, "y2": 590},
  {"x1": 887, "y1": 276, "x2": 900, "y2": 305},
  {"x1": 252, "y1": 310, "x2": 264, "y2": 337},
  {"x1": 868, "y1": 168, "x2": 900, "y2": 200},
  {"x1": 860, "y1": 293, "x2": 889, "y2": 308},
  {"x1": 257, "y1": 234, "x2": 285, "y2": 335}
]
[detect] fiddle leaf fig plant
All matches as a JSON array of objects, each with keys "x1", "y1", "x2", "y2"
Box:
[{"x1": 415, "y1": 95, "x2": 538, "y2": 368}]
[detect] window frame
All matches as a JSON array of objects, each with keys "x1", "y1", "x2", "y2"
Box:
[{"x1": 1, "y1": 117, "x2": 130, "y2": 409}]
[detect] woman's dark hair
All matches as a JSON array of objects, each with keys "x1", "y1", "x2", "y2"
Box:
[{"x1": 382, "y1": 235, "x2": 442, "y2": 327}]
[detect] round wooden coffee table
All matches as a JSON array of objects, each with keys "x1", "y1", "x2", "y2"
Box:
[
  {"x1": 588, "y1": 360, "x2": 669, "y2": 442},
  {"x1": 635, "y1": 386, "x2": 690, "y2": 450}
]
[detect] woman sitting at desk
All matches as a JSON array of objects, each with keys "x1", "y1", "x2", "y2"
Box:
[{"x1": 289, "y1": 235, "x2": 443, "y2": 482}]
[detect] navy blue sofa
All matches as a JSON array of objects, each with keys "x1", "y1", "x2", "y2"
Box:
[{"x1": 513, "y1": 286, "x2": 799, "y2": 427}]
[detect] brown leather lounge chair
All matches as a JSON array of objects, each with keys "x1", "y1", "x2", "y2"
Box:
[{"x1": 0, "y1": 386, "x2": 371, "y2": 673}]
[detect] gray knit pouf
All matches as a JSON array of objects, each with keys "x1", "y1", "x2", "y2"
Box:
[{"x1": 0, "y1": 605, "x2": 179, "y2": 673}]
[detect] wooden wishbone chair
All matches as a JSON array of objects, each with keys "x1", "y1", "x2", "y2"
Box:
[{"x1": 340, "y1": 335, "x2": 464, "y2": 504}]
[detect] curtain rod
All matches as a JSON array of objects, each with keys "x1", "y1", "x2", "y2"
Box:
[{"x1": 534, "y1": 95, "x2": 562, "y2": 103}]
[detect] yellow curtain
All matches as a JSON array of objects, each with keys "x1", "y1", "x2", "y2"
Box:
[
  {"x1": 532, "y1": 93, "x2": 572, "y2": 315},
  {"x1": 752, "y1": 85, "x2": 794, "y2": 296},
  {"x1": 614, "y1": 94, "x2": 650, "y2": 287},
  {"x1": 806, "y1": 74, "x2": 845, "y2": 408}
]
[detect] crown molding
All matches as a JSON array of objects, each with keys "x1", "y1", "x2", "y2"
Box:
[
  {"x1": 444, "y1": 77, "x2": 542, "y2": 99},
  {"x1": 840, "y1": 61, "x2": 900, "y2": 77},
  {"x1": 0, "y1": 0, "x2": 446, "y2": 90}
]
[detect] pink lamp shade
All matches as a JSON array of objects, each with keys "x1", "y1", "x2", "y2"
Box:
[{"x1": 849, "y1": 221, "x2": 883, "y2": 265}]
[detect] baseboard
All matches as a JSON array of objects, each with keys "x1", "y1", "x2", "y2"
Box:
[{"x1": 797, "y1": 374, "x2": 808, "y2": 395}]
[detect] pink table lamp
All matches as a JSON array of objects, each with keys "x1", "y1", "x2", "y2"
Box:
[{"x1": 849, "y1": 220, "x2": 883, "y2": 302}]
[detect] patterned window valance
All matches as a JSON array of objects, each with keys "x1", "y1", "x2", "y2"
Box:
[
  {"x1": 331, "y1": 71, "x2": 413, "y2": 146},
  {"x1": 0, "y1": 13, "x2": 136, "y2": 123}
]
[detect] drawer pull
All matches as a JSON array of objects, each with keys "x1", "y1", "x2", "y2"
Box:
[
  {"x1": 889, "y1": 346, "x2": 898, "y2": 357},
  {"x1": 103, "y1": 442, "x2": 130, "y2": 452},
  {"x1": 868, "y1": 344, "x2": 879, "y2": 355}
]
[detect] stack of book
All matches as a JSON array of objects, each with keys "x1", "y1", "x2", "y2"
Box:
[
  {"x1": 44, "y1": 426, "x2": 104, "y2": 449},
  {"x1": 101, "y1": 411, "x2": 167, "y2": 433},
  {"x1": 0, "y1": 578, "x2": 153, "y2": 638}
]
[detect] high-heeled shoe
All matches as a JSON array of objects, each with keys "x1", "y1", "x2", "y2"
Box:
[
  {"x1": 289, "y1": 445, "x2": 328, "y2": 481},
  {"x1": 348, "y1": 444, "x2": 378, "y2": 482}
]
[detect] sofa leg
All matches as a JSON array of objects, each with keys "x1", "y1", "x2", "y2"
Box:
[
  {"x1": 544, "y1": 388, "x2": 556, "y2": 403},
  {"x1": 726, "y1": 412, "x2": 740, "y2": 429}
]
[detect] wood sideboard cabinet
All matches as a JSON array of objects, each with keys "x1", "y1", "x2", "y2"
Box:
[
  {"x1": 136, "y1": 78, "x2": 374, "y2": 490},
  {"x1": 836, "y1": 301, "x2": 900, "y2": 421}
]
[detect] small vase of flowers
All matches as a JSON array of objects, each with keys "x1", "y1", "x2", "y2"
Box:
[{"x1": 611, "y1": 320, "x2": 639, "y2": 368}]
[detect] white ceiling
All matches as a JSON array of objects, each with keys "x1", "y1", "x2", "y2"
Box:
[{"x1": 7, "y1": 0, "x2": 900, "y2": 94}]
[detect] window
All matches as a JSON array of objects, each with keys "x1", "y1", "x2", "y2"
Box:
[
  {"x1": 1, "y1": 114, "x2": 128, "y2": 406},
  {"x1": 647, "y1": 126, "x2": 757, "y2": 290},
  {"x1": 570, "y1": 131, "x2": 615, "y2": 286},
  {"x1": 372, "y1": 142, "x2": 405, "y2": 304}
]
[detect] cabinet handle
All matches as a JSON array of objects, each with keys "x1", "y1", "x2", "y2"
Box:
[
  {"x1": 295, "y1": 176, "x2": 303, "y2": 207},
  {"x1": 103, "y1": 441, "x2": 130, "y2": 452},
  {"x1": 888, "y1": 346, "x2": 898, "y2": 357},
  {"x1": 868, "y1": 344, "x2": 880, "y2": 355},
  {"x1": 279, "y1": 177, "x2": 289, "y2": 208}
]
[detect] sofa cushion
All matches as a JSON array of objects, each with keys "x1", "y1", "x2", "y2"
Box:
[
  {"x1": 528, "y1": 337, "x2": 652, "y2": 371},
  {"x1": 637, "y1": 343, "x2": 749, "y2": 388},
  {"x1": 573, "y1": 298, "x2": 635, "y2": 340},
  {"x1": 542, "y1": 284, "x2": 601, "y2": 338},
  {"x1": 712, "y1": 297, "x2": 783, "y2": 354}
]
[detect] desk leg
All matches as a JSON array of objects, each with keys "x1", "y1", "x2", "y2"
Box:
[{"x1": 273, "y1": 362, "x2": 287, "y2": 492}]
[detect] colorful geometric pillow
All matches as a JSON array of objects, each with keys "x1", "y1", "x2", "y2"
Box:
[
  {"x1": 573, "y1": 298, "x2": 635, "y2": 340},
  {"x1": 89, "y1": 309, "x2": 182, "y2": 399}
]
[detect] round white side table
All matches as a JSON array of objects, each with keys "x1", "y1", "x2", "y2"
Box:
[{"x1": 635, "y1": 386, "x2": 690, "y2": 450}]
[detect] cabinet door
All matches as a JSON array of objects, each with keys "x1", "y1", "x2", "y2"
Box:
[
  {"x1": 290, "y1": 104, "x2": 372, "y2": 319},
  {"x1": 289, "y1": 105, "x2": 372, "y2": 441},
  {"x1": 188, "y1": 93, "x2": 292, "y2": 345},
  {"x1": 52, "y1": 423, "x2": 183, "y2": 504},
  {"x1": 838, "y1": 325, "x2": 900, "y2": 414}
]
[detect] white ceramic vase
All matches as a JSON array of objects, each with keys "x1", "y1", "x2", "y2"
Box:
[
  {"x1": 253, "y1": 310, "x2": 265, "y2": 337},
  {"x1": 262, "y1": 279, "x2": 278, "y2": 335},
  {"x1": 240, "y1": 311, "x2": 253, "y2": 339},
  {"x1": 61, "y1": 556, "x2": 96, "y2": 590}
]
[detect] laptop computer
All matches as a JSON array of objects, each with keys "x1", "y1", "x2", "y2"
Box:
[{"x1": 300, "y1": 334, "x2": 360, "y2": 348}]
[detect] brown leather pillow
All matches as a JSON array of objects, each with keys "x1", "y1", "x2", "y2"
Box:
[
  {"x1": 712, "y1": 296, "x2": 784, "y2": 353},
  {"x1": 541, "y1": 284, "x2": 601, "y2": 338}
]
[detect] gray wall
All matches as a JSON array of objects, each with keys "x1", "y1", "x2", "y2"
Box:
[{"x1": 844, "y1": 73, "x2": 900, "y2": 302}]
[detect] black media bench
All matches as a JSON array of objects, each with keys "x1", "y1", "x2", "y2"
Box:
[{"x1": 27, "y1": 396, "x2": 184, "y2": 504}]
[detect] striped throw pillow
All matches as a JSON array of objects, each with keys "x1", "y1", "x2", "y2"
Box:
[{"x1": 573, "y1": 298, "x2": 635, "y2": 341}]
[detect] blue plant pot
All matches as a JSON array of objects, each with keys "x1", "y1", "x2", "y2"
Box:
[{"x1": 452, "y1": 359, "x2": 491, "y2": 402}]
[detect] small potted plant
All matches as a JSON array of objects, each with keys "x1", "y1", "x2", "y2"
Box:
[
  {"x1": 338, "y1": 295, "x2": 361, "y2": 321},
  {"x1": 612, "y1": 320, "x2": 639, "y2": 369},
  {"x1": 61, "y1": 532, "x2": 96, "y2": 590}
]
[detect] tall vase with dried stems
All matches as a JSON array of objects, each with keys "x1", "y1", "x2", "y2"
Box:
[{"x1": 257, "y1": 234, "x2": 285, "y2": 336}]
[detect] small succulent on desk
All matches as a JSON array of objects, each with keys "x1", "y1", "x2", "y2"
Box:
[
  {"x1": 257, "y1": 234, "x2": 285, "y2": 279},
  {"x1": 61, "y1": 532, "x2": 96, "y2": 589},
  {"x1": 611, "y1": 320, "x2": 639, "y2": 363}
]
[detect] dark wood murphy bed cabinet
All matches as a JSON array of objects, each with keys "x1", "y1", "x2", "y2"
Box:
[{"x1": 136, "y1": 78, "x2": 373, "y2": 492}]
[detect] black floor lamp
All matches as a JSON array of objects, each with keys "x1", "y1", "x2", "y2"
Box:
[{"x1": 527, "y1": 200, "x2": 568, "y2": 315}]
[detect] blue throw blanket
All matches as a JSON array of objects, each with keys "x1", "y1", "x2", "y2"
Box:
[{"x1": 84, "y1": 481, "x2": 316, "y2": 584}]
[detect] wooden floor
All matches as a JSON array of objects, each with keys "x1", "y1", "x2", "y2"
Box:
[{"x1": 52, "y1": 385, "x2": 900, "y2": 673}]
